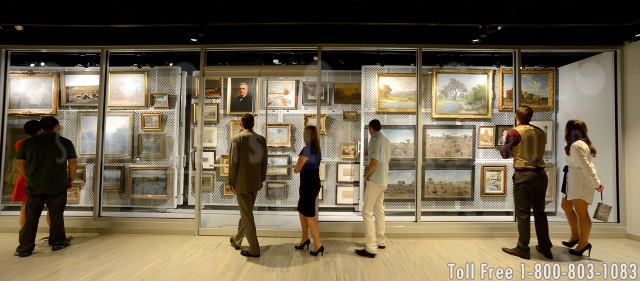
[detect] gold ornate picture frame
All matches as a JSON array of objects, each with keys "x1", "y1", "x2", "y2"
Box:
[
  {"x1": 107, "y1": 71, "x2": 148, "y2": 109},
  {"x1": 8, "y1": 72, "x2": 59, "y2": 115},
  {"x1": 128, "y1": 165, "x2": 171, "y2": 200},
  {"x1": 431, "y1": 68, "x2": 493, "y2": 119},
  {"x1": 497, "y1": 68, "x2": 554, "y2": 111}
]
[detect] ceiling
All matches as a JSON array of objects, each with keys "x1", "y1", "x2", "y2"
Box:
[{"x1": 2, "y1": 1, "x2": 640, "y2": 47}]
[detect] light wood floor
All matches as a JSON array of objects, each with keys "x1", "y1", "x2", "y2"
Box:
[{"x1": 0, "y1": 233, "x2": 639, "y2": 281}]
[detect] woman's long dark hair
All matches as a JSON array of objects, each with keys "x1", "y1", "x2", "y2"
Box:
[
  {"x1": 564, "y1": 119, "x2": 596, "y2": 157},
  {"x1": 304, "y1": 126, "x2": 321, "y2": 153}
]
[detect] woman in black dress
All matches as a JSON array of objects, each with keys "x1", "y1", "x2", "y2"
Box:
[{"x1": 293, "y1": 125, "x2": 324, "y2": 256}]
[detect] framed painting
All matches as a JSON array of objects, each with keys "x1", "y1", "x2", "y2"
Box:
[
  {"x1": 204, "y1": 77, "x2": 223, "y2": 99},
  {"x1": 376, "y1": 73, "x2": 417, "y2": 113},
  {"x1": 267, "y1": 80, "x2": 297, "y2": 109},
  {"x1": 423, "y1": 125, "x2": 476, "y2": 161},
  {"x1": 431, "y1": 68, "x2": 493, "y2": 119},
  {"x1": 265, "y1": 123, "x2": 292, "y2": 147},
  {"x1": 302, "y1": 82, "x2": 330, "y2": 105},
  {"x1": 304, "y1": 114, "x2": 327, "y2": 135},
  {"x1": 223, "y1": 182, "x2": 234, "y2": 196},
  {"x1": 195, "y1": 126, "x2": 218, "y2": 148},
  {"x1": 334, "y1": 83, "x2": 361, "y2": 104},
  {"x1": 477, "y1": 125, "x2": 496, "y2": 148},
  {"x1": 227, "y1": 77, "x2": 258, "y2": 114},
  {"x1": 77, "y1": 112, "x2": 133, "y2": 158},
  {"x1": 266, "y1": 181, "x2": 287, "y2": 199},
  {"x1": 219, "y1": 154, "x2": 230, "y2": 177},
  {"x1": 150, "y1": 93, "x2": 169, "y2": 108},
  {"x1": 8, "y1": 72, "x2": 59, "y2": 115},
  {"x1": 73, "y1": 164, "x2": 87, "y2": 183},
  {"x1": 319, "y1": 161, "x2": 326, "y2": 181},
  {"x1": 107, "y1": 71, "x2": 148, "y2": 108},
  {"x1": 342, "y1": 110, "x2": 357, "y2": 122},
  {"x1": 530, "y1": 120, "x2": 554, "y2": 152},
  {"x1": 137, "y1": 134, "x2": 166, "y2": 159},
  {"x1": 495, "y1": 125, "x2": 512, "y2": 147},
  {"x1": 267, "y1": 154, "x2": 290, "y2": 176},
  {"x1": 422, "y1": 165, "x2": 474, "y2": 201},
  {"x1": 202, "y1": 174, "x2": 215, "y2": 192},
  {"x1": 202, "y1": 150, "x2": 216, "y2": 171},
  {"x1": 480, "y1": 164, "x2": 507, "y2": 196},
  {"x1": 339, "y1": 142, "x2": 358, "y2": 159},
  {"x1": 103, "y1": 166, "x2": 125, "y2": 193},
  {"x1": 128, "y1": 165, "x2": 171, "y2": 200},
  {"x1": 336, "y1": 162, "x2": 360, "y2": 183},
  {"x1": 229, "y1": 120, "x2": 254, "y2": 141},
  {"x1": 364, "y1": 125, "x2": 415, "y2": 160},
  {"x1": 336, "y1": 185, "x2": 357, "y2": 205},
  {"x1": 67, "y1": 188, "x2": 80, "y2": 203},
  {"x1": 60, "y1": 71, "x2": 100, "y2": 107},
  {"x1": 192, "y1": 102, "x2": 220, "y2": 124},
  {"x1": 384, "y1": 167, "x2": 416, "y2": 202},
  {"x1": 545, "y1": 164, "x2": 557, "y2": 204},
  {"x1": 141, "y1": 113, "x2": 162, "y2": 131},
  {"x1": 497, "y1": 68, "x2": 554, "y2": 111}
]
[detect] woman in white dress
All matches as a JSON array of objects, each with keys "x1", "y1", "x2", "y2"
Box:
[{"x1": 560, "y1": 120, "x2": 605, "y2": 257}]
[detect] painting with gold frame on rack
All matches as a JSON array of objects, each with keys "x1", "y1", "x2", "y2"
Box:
[
  {"x1": 265, "y1": 123, "x2": 292, "y2": 147},
  {"x1": 431, "y1": 68, "x2": 493, "y2": 119},
  {"x1": 137, "y1": 134, "x2": 166, "y2": 160},
  {"x1": 480, "y1": 164, "x2": 507, "y2": 197},
  {"x1": 60, "y1": 71, "x2": 100, "y2": 107},
  {"x1": 128, "y1": 165, "x2": 171, "y2": 200},
  {"x1": 192, "y1": 102, "x2": 220, "y2": 124},
  {"x1": 267, "y1": 80, "x2": 297, "y2": 109},
  {"x1": 107, "y1": 70, "x2": 148, "y2": 108},
  {"x1": 497, "y1": 68, "x2": 554, "y2": 111},
  {"x1": 339, "y1": 142, "x2": 358, "y2": 159},
  {"x1": 150, "y1": 92, "x2": 169, "y2": 108},
  {"x1": 266, "y1": 181, "x2": 288, "y2": 199},
  {"x1": 303, "y1": 114, "x2": 327, "y2": 135},
  {"x1": 8, "y1": 72, "x2": 59, "y2": 115},
  {"x1": 342, "y1": 110, "x2": 357, "y2": 122},
  {"x1": 141, "y1": 113, "x2": 162, "y2": 131},
  {"x1": 376, "y1": 73, "x2": 417, "y2": 113},
  {"x1": 103, "y1": 166, "x2": 124, "y2": 193}
]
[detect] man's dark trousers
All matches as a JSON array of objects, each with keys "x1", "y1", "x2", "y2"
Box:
[
  {"x1": 17, "y1": 188, "x2": 68, "y2": 252},
  {"x1": 513, "y1": 170, "x2": 552, "y2": 253}
]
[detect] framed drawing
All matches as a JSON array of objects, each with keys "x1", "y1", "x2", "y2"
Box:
[
  {"x1": 128, "y1": 166, "x2": 171, "y2": 200},
  {"x1": 267, "y1": 80, "x2": 297, "y2": 109},
  {"x1": 141, "y1": 113, "x2": 162, "y2": 131},
  {"x1": 266, "y1": 181, "x2": 287, "y2": 199},
  {"x1": 202, "y1": 150, "x2": 216, "y2": 171},
  {"x1": 150, "y1": 93, "x2": 169, "y2": 108},
  {"x1": 8, "y1": 72, "x2": 59, "y2": 115},
  {"x1": 477, "y1": 125, "x2": 496, "y2": 148},
  {"x1": 545, "y1": 164, "x2": 557, "y2": 204},
  {"x1": 73, "y1": 164, "x2": 87, "y2": 183},
  {"x1": 67, "y1": 188, "x2": 80, "y2": 203},
  {"x1": 265, "y1": 123, "x2": 292, "y2": 147},
  {"x1": 223, "y1": 182, "x2": 234, "y2": 196},
  {"x1": 495, "y1": 125, "x2": 512, "y2": 147},
  {"x1": 319, "y1": 161, "x2": 326, "y2": 181},
  {"x1": 422, "y1": 165, "x2": 474, "y2": 201},
  {"x1": 60, "y1": 71, "x2": 100, "y2": 107},
  {"x1": 219, "y1": 154, "x2": 230, "y2": 177},
  {"x1": 103, "y1": 166, "x2": 125, "y2": 193},
  {"x1": 204, "y1": 77, "x2": 223, "y2": 99},
  {"x1": 530, "y1": 120, "x2": 554, "y2": 152},
  {"x1": 336, "y1": 162, "x2": 360, "y2": 183},
  {"x1": 342, "y1": 110, "x2": 357, "y2": 122},
  {"x1": 137, "y1": 134, "x2": 166, "y2": 159},
  {"x1": 302, "y1": 82, "x2": 330, "y2": 105},
  {"x1": 77, "y1": 112, "x2": 133, "y2": 158},
  {"x1": 431, "y1": 68, "x2": 493, "y2": 119},
  {"x1": 384, "y1": 167, "x2": 416, "y2": 201},
  {"x1": 202, "y1": 174, "x2": 215, "y2": 192},
  {"x1": 336, "y1": 185, "x2": 357, "y2": 205},
  {"x1": 364, "y1": 125, "x2": 415, "y2": 160},
  {"x1": 227, "y1": 77, "x2": 258, "y2": 114},
  {"x1": 107, "y1": 71, "x2": 148, "y2": 108},
  {"x1": 497, "y1": 68, "x2": 554, "y2": 111},
  {"x1": 304, "y1": 114, "x2": 327, "y2": 135},
  {"x1": 192, "y1": 102, "x2": 220, "y2": 124},
  {"x1": 267, "y1": 154, "x2": 290, "y2": 176},
  {"x1": 480, "y1": 164, "x2": 507, "y2": 196},
  {"x1": 334, "y1": 83, "x2": 361, "y2": 104},
  {"x1": 195, "y1": 127, "x2": 218, "y2": 148},
  {"x1": 424, "y1": 125, "x2": 476, "y2": 161},
  {"x1": 376, "y1": 73, "x2": 417, "y2": 113},
  {"x1": 339, "y1": 142, "x2": 358, "y2": 159}
]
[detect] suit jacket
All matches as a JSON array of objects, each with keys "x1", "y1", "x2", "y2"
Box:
[
  {"x1": 230, "y1": 93, "x2": 254, "y2": 113},
  {"x1": 229, "y1": 130, "x2": 268, "y2": 193}
]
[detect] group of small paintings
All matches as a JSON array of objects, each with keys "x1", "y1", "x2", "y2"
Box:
[
  {"x1": 71, "y1": 165, "x2": 171, "y2": 200},
  {"x1": 478, "y1": 120, "x2": 553, "y2": 151}
]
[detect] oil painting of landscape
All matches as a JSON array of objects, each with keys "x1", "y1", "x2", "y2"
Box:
[
  {"x1": 422, "y1": 166, "x2": 474, "y2": 200},
  {"x1": 432, "y1": 69, "x2": 492, "y2": 119},
  {"x1": 376, "y1": 73, "x2": 417, "y2": 112},
  {"x1": 424, "y1": 125, "x2": 475, "y2": 161}
]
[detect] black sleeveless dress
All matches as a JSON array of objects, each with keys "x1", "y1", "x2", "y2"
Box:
[{"x1": 297, "y1": 146, "x2": 321, "y2": 217}]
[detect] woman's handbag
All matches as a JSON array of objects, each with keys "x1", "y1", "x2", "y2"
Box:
[{"x1": 593, "y1": 192, "x2": 612, "y2": 222}]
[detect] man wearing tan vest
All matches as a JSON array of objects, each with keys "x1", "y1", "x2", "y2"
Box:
[{"x1": 500, "y1": 106, "x2": 553, "y2": 260}]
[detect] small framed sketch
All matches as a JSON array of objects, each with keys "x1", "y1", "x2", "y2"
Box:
[
  {"x1": 193, "y1": 102, "x2": 220, "y2": 124},
  {"x1": 204, "y1": 77, "x2": 223, "y2": 99},
  {"x1": 137, "y1": 134, "x2": 166, "y2": 159},
  {"x1": 267, "y1": 154, "x2": 290, "y2": 176},
  {"x1": 477, "y1": 125, "x2": 496, "y2": 148},
  {"x1": 336, "y1": 185, "x2": 357, "y2": 205},
  {"x1": 302, "y1": 82, "x2": 330, "y2": 105},
  {"x1": 480, "y1": 164, "x2": 507, "y2": 196},
  {"x1": 202, "y1": 174, "x2": 215, "y2": 192},
  {"x1": 340, "y1": 142, "x2": 358, "y2": 159},
  {"x1": 73, "y1": 164, "x2": 87, "y2": 183},
  {"x1": 128, "y1": 165, "x2": 171, "y2": 200},
  {"x1": 67, "y1": 188, "x2": 80, "y2": 203},
  {"x1": 334, "y1": 83, "x2": 361, "y2": 104},
  {"x1": 107, "y1": 71, "x2": 148, "y2": 108},
  {"x1": 422, "y1": 165, "x2": 474, "y2": 201},
  {"x1": 223, "y1": 182, "x2": 234, "y2": 196},
  {"x1": 336, "y1": 162, "x2": 360, "y2": 183},
  {"x1": 304, "y1": 114, "x2": 327, "y2": 135},
  {"x1": 103, "y1": 166, "x2": 125, "y2": 193},
  {"x1": 219, "y1": 154, "x2": 230, "y2": 177},
  {"x1": 530, "y1": 120, "x2": 554, "y2": 152},
  {"x1": 60, "y1": 71, "x2": 100, "y2": 107},
  {"x1": 319, "y1": 161, "x2": 326, "y2": 181},
  {"x1": 8, "y1": 72, "x2": 59, "y2": 115},
  {"x1": 195, "y1": 127, "x2": 218, "y2": 148},
  {"x1": 150, "y1": 93, "x2": 169, "y2": 108},
  {"x1": 495, "y1": 125, "x2": 512, "y2": 147},
  {"x1": 202, "y1": 150, "x2": 216, "y2": 171},
  {"x1": 141, "y1": 113, "x2": 162, "y2": 131},
  {"x1": 342, "y1": 110, "x2": 357, "y2": 122},
  {"x1": 265, "y1": 123, "x2": 292, "y2": 147},
  {"x1": 266, "y1": 181, "x2": 287, "y2": 199},
  {"x1": 384, "y1": 167, "x2": 416, "y2": 201},
  {"x1": 267, "y1": 80, "x2": 297, "y2": 109}
]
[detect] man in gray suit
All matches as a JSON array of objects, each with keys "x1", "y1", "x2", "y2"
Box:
[{"x1": 228, "y1": 113, "x2": 268, "y2": 257}]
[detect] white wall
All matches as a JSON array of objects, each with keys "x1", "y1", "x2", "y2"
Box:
[
  {"x1": 557, "y1": 52, "x2": 618, "y2": 222},
  {"x1": 623, "y1": 42, "x2": 640, "y2": 236}
]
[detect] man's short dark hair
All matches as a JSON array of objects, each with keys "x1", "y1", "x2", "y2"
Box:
[
  {"x1": 368, "y1": 119, "x2": 382, "y2": 132},
  {"x1": 240, "y1": 113, "x2": 254, "y2": 130},
  {"x1": 39, "y1": 116, "x2": 59, "y2": 132},
  {"x1": 24, "y1": 120, "x2": 41, "y2": 136}
]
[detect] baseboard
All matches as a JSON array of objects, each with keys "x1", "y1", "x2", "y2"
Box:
[{"x1": 629, "y1": 233, "x2": 640, "y2": 242}]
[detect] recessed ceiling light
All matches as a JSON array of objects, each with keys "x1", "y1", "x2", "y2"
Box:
[
  {"x1": 190, "y1": 38, "x2": 198, "y2": 42},
  {"x1": 471, "y1": 39, "x2": 481, "y2": 43},
  {"x1": 635, "y1": 34, "x2": 640, "y2": 38},
  {"x1": 15, "y1": 25, "x2": 24, "y2": 31}
]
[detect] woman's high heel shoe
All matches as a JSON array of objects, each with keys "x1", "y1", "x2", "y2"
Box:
[
  {"x1": 295, "y1": 239, "x2": 310, "y2": 250},
  {"x1": 310, "y1": 245, "x2": 324, "y2": 256},
  {"x1": 569, "y1": 243, "x2": 592, "y2": 257},
  {"x1": 562, "y1": 239, "x2": 579, "y2": 248}
]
